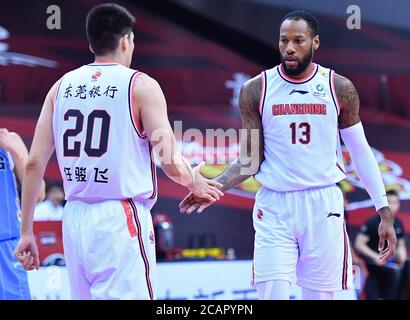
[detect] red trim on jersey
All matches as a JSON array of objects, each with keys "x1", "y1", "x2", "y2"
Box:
[
  {"x1": 120, "y1": 200, "x2": 138, "y2": 237},
  {"x1": 148, "y1": 143, "x2": 158, "y2": 200},
  {"x1": 128, "y1": 198, "x2": 154, "y2": 300},
  {"x1": 130, "y1": 72, "x2": 147, "y2": 138},
  {"x1": 331, "y1": 71, "x2": 341, "y2": 115},
  {"x1": 279, "y1": 63, "x2": 318, "y2": 83},
  {"x1": 258, "y1": 72, "x2": 266, "y2": 115},
  {"x1": 342, "y1": 221, "x2": 349, "y2": 290}
]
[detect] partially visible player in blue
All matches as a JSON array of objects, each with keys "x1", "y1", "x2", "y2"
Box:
[{"x1": 0, "y1": 128, "x2": 45, "y2": 299}]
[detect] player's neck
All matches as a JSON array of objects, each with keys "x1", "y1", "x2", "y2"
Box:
[
  {"x1": 282, "y1": 62, "x2": 316, "y2": 80},
  {"x1": 93, "y1": 55, "x2": 121, "y2": 65}
]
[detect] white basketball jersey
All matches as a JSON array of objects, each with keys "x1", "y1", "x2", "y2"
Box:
[
  {"x1": 53, "y1": 63, "x2": 157, "y2": 207},
  {"x1": 254, "y1": 63, "x2": 346, "y2": 192}
]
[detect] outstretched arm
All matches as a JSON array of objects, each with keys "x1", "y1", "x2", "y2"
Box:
[
  {"x1": 180, "y1": 75, "x2": 264, "y2": 213},
  {"x1": 214, "y1": 75, "x2": 264, "y2": 191},
  {"x1": 134, "y1": 73, "x2": 223, "y2": 201},
  {"x1": 336, "y1": 73, "x2": 397, "y2": 263}
]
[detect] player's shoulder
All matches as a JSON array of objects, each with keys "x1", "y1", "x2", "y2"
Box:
[
  {"x1": 237, "y1": 74, "x2": 264, "y2": 111},
  {"x1": 132, "y1": 72, "x2": 162, "y2": 94},
  {"x1": 333, "y1": 72, "x2": 355, "y2": 90},
  {"x1": 241, "y1": 74, "x2": 262, "y2": 94}
]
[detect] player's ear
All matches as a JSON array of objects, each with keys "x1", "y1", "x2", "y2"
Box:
[
  {"x1": 119, "y1": 34, "x2": 128, "y2": 52},
  {"x1": 313, "y1": 35, "x2": 320, "y2": 51}
]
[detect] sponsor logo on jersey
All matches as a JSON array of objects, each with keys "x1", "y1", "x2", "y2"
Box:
[
  {"x1": 289, "y1": 89, "x2": 309, "y2": 95},
  {"x1": 327, "y1": 212, "x2": 341, "y2": 218},
  {"x1": 91, "y1": 71, "x2": 102, "y2": 81},
  {"x1": 313, "y1": 84, "x2": 326, "y2": 97},
  {"x1": 257, "y1": 209, "x2": 263, "y2": 220}
]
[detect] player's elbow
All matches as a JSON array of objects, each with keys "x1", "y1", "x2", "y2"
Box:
[{"x1": 25, "y1": 156, "x2": 43, "y2": 173}]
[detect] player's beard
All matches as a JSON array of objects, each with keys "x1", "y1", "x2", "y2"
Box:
[{"x1": 280, "y1": 46, "x2": 313, "y2": 77}]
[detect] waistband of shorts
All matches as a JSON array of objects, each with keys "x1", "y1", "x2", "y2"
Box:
[
  {"x1": 66, "y1": 197, "x2": 146, "y2": 206},
  {"x1": 260, "y1": 183, "x2": 339, "y2": 194}
]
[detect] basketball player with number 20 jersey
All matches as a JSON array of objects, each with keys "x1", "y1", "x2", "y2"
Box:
[
  {"x1": 180, "y1": 11, "x2": 397, "y2": 300},
  {"x1": 14, "y1": 4, "x2": 223, "y2": 300}
]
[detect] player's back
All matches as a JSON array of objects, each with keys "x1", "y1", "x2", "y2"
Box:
[
  {"x1": 53, "y1": 63, "x2": 157, "y2": 207},
  {"x1": 0, "y1": 148, "x2": 20, "y2": 240},
  {"x1": 255, "y1": 63, "x2": 346, "y2": 192}
]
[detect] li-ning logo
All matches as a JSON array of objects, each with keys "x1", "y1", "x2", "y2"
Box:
[
  {"x1": 92, "y1": 71, "x2": 102, "y2": 81},
  {"x1": 327, "y1": 212, "x2": 341, "y2": 218},
  {"x1": 289, "y1": 89, "x2": 309, "y2": 95},
  {"x1": 257, "y1": 209, "x2": 264, "y2": 220}
]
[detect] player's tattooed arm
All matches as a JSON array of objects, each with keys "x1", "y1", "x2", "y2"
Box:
[
  {"x1": 215, "y1": 75, "x2": 264, "y2": 192},
  {"x1": 179, "y1": 75, "x2": 264, "y2": 214},
  {"x1": 334, "y1": 73, "x2": 361, "y2": 129}
]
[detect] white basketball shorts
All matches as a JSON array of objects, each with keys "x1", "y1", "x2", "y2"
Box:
[
  {"x1": 252, "y1": 184, "x2": 353, "y2": 292},
  {"x1": 62, "y1": 198, "x2": 156, "y2": 299}
]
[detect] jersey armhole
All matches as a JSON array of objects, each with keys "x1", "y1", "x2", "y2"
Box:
[
  {"x1": 259, "y1": 71, "x2": 267, "y2": 115},
  {"x1": 52, "y1": 77, "x2": 64, "y2": 113},
  {"x1": 329, "y1": 69, "x2": 341, "y2": 116},
  {"x1": 128, "y1": 71, "x2": 147, "y2": 139}
]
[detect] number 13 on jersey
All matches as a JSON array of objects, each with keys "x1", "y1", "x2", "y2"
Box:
[{"x1": 290, "y1": 122, "x2": 311, "y2": 145}]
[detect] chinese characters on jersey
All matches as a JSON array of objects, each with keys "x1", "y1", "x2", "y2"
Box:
[
  {"x1": 63, "y1": 84, "x2": 118, "y2": 99},
  {"x1": 63, "y1": 167, "x2": 109, "y2": 183}
]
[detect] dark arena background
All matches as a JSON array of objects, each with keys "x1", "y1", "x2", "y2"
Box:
[{"x1": 0, "y1": 0, "x2": 410, "y2": 300}]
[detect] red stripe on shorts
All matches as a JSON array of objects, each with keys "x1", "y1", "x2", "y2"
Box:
[
  {"x1": 128, "y1": 198, "x2": 154, "y2": 300},
  {"x1": 120, "y1": 200, "x2": 138, "y2": 237}
]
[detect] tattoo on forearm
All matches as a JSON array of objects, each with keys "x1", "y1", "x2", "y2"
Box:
[
  {"x1": 215, "y1": 159, "x2": 253, "y2": 192},
  {"x1": 215, "y1": 75, "x2": 264, "y2": 192},
  {"x1": 334, "y1": 73, "x2": 361, "y2": 129}
]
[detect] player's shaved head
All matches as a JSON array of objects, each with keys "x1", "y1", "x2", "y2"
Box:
[{"x1": 86, "y1": 3, "x2": 135, "y2": 56}]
